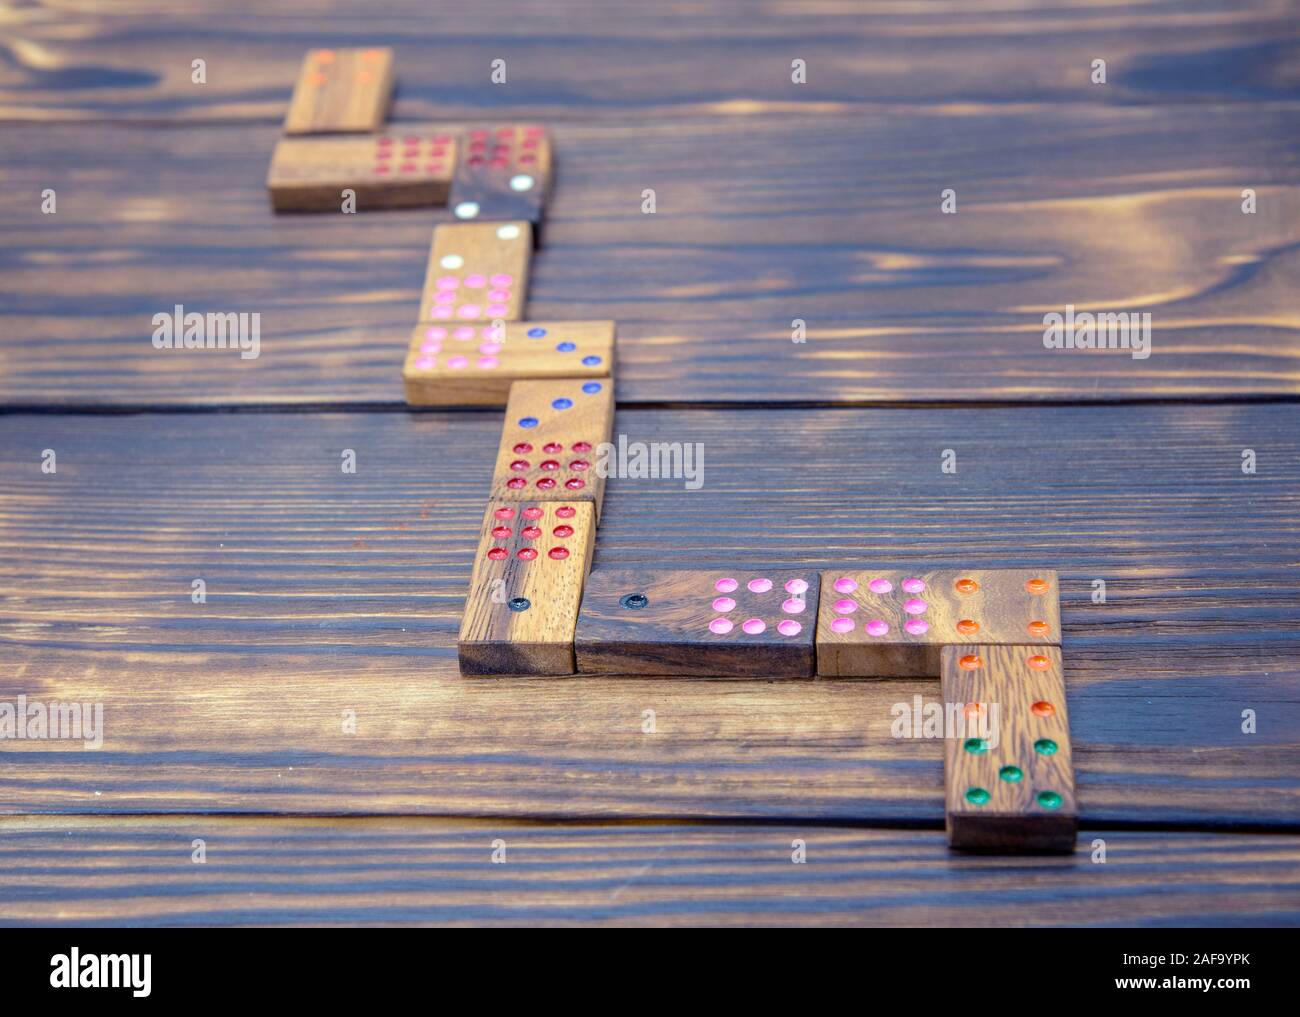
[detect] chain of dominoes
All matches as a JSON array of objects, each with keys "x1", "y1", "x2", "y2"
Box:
[{"x1": 267, "y1": 50, "x2": 1077, "y2": 854}]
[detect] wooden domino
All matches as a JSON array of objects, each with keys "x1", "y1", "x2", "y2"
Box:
[
  {"x1": 492, "y1": 378, "x2": 614, "y2": 518},
  {"x1": 420, "y1": 222, "x2": 531, "y2": 324},
  {"x1": 458, "y1": 501, "x2": 596, "y2": 676},
  {"x1": 283, "y1": 48, "x2": 394, "y2": 135},
  {"x1": 403, "y1": 321, "x2": 614, "y2": 406},
  {"x1": 941, "y1": 644, "x2": 1077, "y2": 852},
  {"x1": 815, "y1": 568, "x2": 1060, "y2": 677},
  {"x1": 575, "y1": 569, "x2": 821, "y2": 677},
  {"x1": 267, "y1": 132, "x2": 457, "y2": 212},
  {"x1": 449, "y1": 125, "x2": 552, "y2": 237}
]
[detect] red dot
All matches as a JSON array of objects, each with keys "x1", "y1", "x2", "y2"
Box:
[
  {"x1": 522, "y1": 507, "x2": 544, "y2": 520},
  {"x1": 493, "y1": 507, "x2": 516, "y2": 520},
  {"x1": 434, "y1": 135, "x2": 452, "y2": 145},
  {"x1": 569, "y1": 459, "x2": 589, "y2": 471},
  {"x1": 572, "y1": 441, "x2": 592, "y2": 453},
  {"x1": 548, "y1": 547, "x2": 569, "y2": 560},
  {"x1": 509, "y1": 459, "x2": 530, "y2": 472},
  {"x1": 487, "y1": 548, "x2": 507, "y2": 561},
  {"x1": 470, "y1": 140, "x2": 487, "y2": 153},
  {"x1": 553, "y1": 525, "x2": 574, "y2": 538},
  {"x1": 556, "y1": 506, "x2": 576, "y2": 518},
  {"x1": 471, "y1": 129, "x2": 488, "y2": 141},
  {"x1": 536, "y1": 478, "x2": 557, "y2": 490},
  {"x1": 543, "y1": 442, "x2": 563, "y2": 454},
  {"x1": 1032, "y1": 701, "x2": 1055, "y2": 717},
  {"x1": 506, "y1": 477, "x2": 526, "y2": 489},
  {"x1": 374, "y1": 165, "x2": 391, "y2": 174},
  {"x1": 375, "y1": 145, "x2": 392, "y2": 158},
  {"x1": 469, "y1": 156, "x2": 485, "y2": 166},
  {"x1": 491, "y1": 526, "x2": 512, "y2": 539},
  {"x1": 525, "y1": 126, "x2": 543, "y2": 137},
  {"x1": 539, "y1": 460, "x2": 560, "y2": 472},
  {"x1": 521, "y1": 526, "x2": 541, "y2": 540},
  {"x1": 523, "y1": 137, "x2": 539, "y2": 149},
  {"x1": 513, "y1": 442, "x2": 533, "y2": 454},
  {"x1": 520, "y1": 154, "x2": 537, "y2": 164},
  {"x1": 516, "y1": 548, "x2": 537, "y2": 561},
  {"x1": 491, "y1": 158, "x2": 509, "y2": 169},
  {"x1": 399, "y1": 163, "x2": 416, "y2": 173},
  {"x1": 497, "y1": 126, "x2": 514, "y2": 137},
  {"x1": 377, "y1": 135, "x2": 393, "y2": 146},
  {"x1": 564, "y1": 478, "x2": 586, "y2": 490}
]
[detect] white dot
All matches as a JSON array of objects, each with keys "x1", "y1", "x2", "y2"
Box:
[
  {"x1": 496, "y1": 224, "x2": 521, "y2": 240},
  {"x1": 454, "y1": 201, "x2": 480, "y2": 219},
  {"x1": 509, "y1": 174, "x2": 535, "y2": 193},
  {"x1": 439, "y1": 254, "x2": 464, "y2": 270}
]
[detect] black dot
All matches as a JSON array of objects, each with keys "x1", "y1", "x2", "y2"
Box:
[
  {"x1": 508, "y1": 597, "x2": 531, "y2": 612},
  {"x1": 619, "y1": 593, "x2": 648, "y2": 610}
]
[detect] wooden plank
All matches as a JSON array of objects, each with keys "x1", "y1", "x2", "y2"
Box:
[
  {"x1": 267, "y1": 132, "x2": 456, "y2": 212},
  {"x1": 420, "y1": 222, "x2": 531, "y2": 323},
  {"x1": 403, "y1": 320, "x2": 615, "y2": 406},
  {"x1": 575, "y1": 569, "x2": 820, "y2": 677},
  {"x1": 1, "y1": 108, "x2": 1296, "y2": 407},
  {"x1": 2, "y1": 2, "x2": 1296, "y2": 124},
  {"x1": 942, "y1": 645, "x2": 1078, "y2": 853},
  {"x1": 815, "y1": 569, "x2": 1060, "y2": 678},
  {"x1": 0, "y1": 817, "x2": 1296, "y2": 927},
  {"x1": 282, "y1": 47, "x2": 393, "y2": 135},
  {"x1": 0, "y1": 406, "x2": 1297, "y2": 822},
  {"x1": 458, "y1": 501, "x2": 596, "y2": 676}
]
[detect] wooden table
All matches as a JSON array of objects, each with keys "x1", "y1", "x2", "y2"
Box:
[{"x1": 1, "y1": 0, "x2": 1298, "y2": 926}]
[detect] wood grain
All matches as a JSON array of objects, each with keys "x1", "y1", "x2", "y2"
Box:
[
  {"x1": 575, "y1": 568, "x2": 821, "y2": 677},
  {"x1": 1, "y1": 406, "x2": 1296, "y2": 822},
  {"x1": 403, "y1": 320, "x2": 614, "y2": 406},
  {"x1": 942, "y1": 645, "x2": 1078, "y2": 853},
  {"x1": 458, "y1": 501, "x2": 596, "y2": 676},
  {"x1": 282, "y1": 47, "x2": 393, "y2": 135},
  {"x1": 420, "y1": 221, "x2": 531, "y2": 323},
  {"x1": 1, "y1": 816, "x2": 1297, "y2": 927},
  {"x1": 267, "y1": 132, "x2": 456, "y2": 212},
  {"x1": 815, "y1": 569, "x2": 1061, "y2": 678}
]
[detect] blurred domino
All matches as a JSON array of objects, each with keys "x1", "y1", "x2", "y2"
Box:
[
  {"x1": 449, "y1": 125, "x2": 552, "y2": 242},
  {"x1": 268, "y1": 132, "x2": 456, "y2": 211},
  {"x1": 420, "y1": 221, "x2": 531, "y2": 323},
  {"x1": 283, "y1": 48, "x2": 394, "y2": 135}
]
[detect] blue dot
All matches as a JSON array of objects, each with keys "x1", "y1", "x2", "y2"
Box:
[
  {"x1": 582, "y1": 382, "x2": 603, "y2": 394},
  {"x1": 518, "y1": 416, "x2": 539, "y2": 428},
  {"x1": 551, "y1": 398, "x2": 573, "y2": 410},
  {"x1": 556, "y1": 341, "x2": 576, "y2": 352},
  {"x1": 526, "y1": 328, "x2": 546, "y2": 339},
  {"x1": 582, "y1": 355, "x2": 602, "y2": 366}
]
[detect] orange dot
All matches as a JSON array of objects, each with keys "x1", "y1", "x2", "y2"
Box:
[
  {"x1": 959, "y1": 654, "x2": 982, "y2": 671},
  {"x1": 1027, "y1": 620, "x2": 1050, "y2": 637},
  {"x1": 362, "y1": 49, "x2": 384, "y2": 60},
  {"x1": 1027, "y1": 654, "x2": 1051, "y2": 671},
  {"x1": 1031, "y1": 700, "x2": 1055, "y2": 717},
  {"x1": 963, "y1": 702, "x2": 986, "y2": 719},
  {"x1": 956, "y1": 619, "x2": 980, "y2": 635},
  {"x1": 314, "y1": 50, "x2": 336, "y2": 62},
  {"x1": 955, "y1": 578, "x2": 979, "y2": 594},
  {"x1": 309, "y1": 72, "x2": 327, "y2": 86},
  {"x1": 357, "y1": 70, "x2": 372, "y2": 83},
  {"x1": 1025, "y1": 577, "x2": 1049, "y2": 594}
]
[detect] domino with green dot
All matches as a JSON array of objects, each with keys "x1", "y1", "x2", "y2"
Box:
[{"x1": 941, "y1": 643, "x2": 1077, "y2": 852}]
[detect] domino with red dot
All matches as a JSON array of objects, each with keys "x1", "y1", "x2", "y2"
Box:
[
  {"x1": 268, "y1": 132, "x2": 457, "y2": 212},
  {"x1": 449, "y1": 125, "x2": 552, "y2": 242},
  {"x1": 283, "y1": 48, "x2": 394, "y2": 135}
]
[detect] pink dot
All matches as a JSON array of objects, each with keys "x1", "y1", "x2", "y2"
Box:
[
  {"x1": 904, "y1": 618, "x2": 929, "y2": 635},
  {"x1": 830, "y1": 617, "x2": 854, "y2": 634},
  {"x1": 777, "y1": 620, "x2": 802, "y2": 637},
  {"x1": 453, "y1": 327, "x2": 475, "y2": 341},
  {"x1": 709, "y1": 618, "x2": 733, "y2": 635},
  {"x1": 903, "y1": 598, "x2": 928, "y2": 614},
  {"x1": 486, "y1": 304, "x2": 509, "y2": 316},
  {"x1": 457, "y1": 305, "x2": 482, "y2": 319},
  {"x1": 488, "y1": 289, "x2": 510, "y2": 302},
  {"x1": 477, "y1": 357, "x2": 498, "y2": 369},
  {"x1": 833, "y1": 577, "x2": 858, "y2": 594},
  {"x1": 868, "y1": 578, "x2": 893, "y2": 594},
  {"x1": 747, "y1": 577, "x2": 773, "y2": 593},
  {"x1": 902, "y1": 578, "x2": 925, "y2": 593},
  {"x1": 419, "y1": 340, "x2": 441, "y2": 354},
  {"x1": 436, "y1": 276, "x2": 459, "y2": 291},
  {"x1": 742, "y1": 618, "x2": 766, "y2": 635},
  {"x1": 434, "y1": 291, "x2": 456, "y2": 305},
  {"x1": 413, "y1": 355, "x2": 435, "y2": 370},
  {"x1": 715, "y1": 578, "x2": 738, "y2": 593},
  {"x1": 464, "y1": 273, "x2": 486, "y2": 288},
  {"x1": 424, "y1": 327, "x2": 447, "y2": 340},
  {"x1": 447, "y1": 355, "x2": 468, "y2": 369},
  {"x1": 785, "y1": 578, "x2": 808, "y2": 595},
  {"x1": 781, "y1": 597, "x2": 805, "y2": 614},
  {"x1": 430, "y1": 307, "x2": 452, "y2": 319},
  {"x1": 833, "y1": 599, "x2": 857, "y2": 614},
  {"x1": 866, "y1": 619, "x2": 890, "y2": 637},
  {"x1": 712, "y1": 597, "x2": 736, "y2": 612},
  {"x1": 490, "y1": 274, "x2": 514, "y2": 286},
  {"x1": 479, "y1": 342, "x2": 502, "y2": 355}
]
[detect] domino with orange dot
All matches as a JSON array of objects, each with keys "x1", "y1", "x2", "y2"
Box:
[
  {"x1": 283, "y1": 48, "x2": 394, "y2": 135},
  {"x1": 449, "y1": 125, "x2": 552, "y2": 240},
  {"x1": 815, "y1": 568, "x2": 1060, "y2": 677},
  {"x1": 267, "y1": 132, "x2": 457, "y2": 212},
  {"x1": 492, "y1": 377, "x2": 615, "y2": 519},
  {"x1": 942, "y1": 644, "x2": 1077, "y2": 852},
  {"x1": 458, "y1": 501, "x2": 596, "y2": 676},
  {"x1": 420, "y1": 221, "x2": 532, "y2": 324},
  {"x1": 403, "y1": 321, "x2": 614, "y2": 406}
]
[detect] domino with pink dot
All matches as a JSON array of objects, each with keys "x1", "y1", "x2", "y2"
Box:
[
  {"x1": 574, "y1": 570, "x2": 821, "y2": 676},
  {"x1": 420, "y1": 221, "x2": 531, "y2": 323}
]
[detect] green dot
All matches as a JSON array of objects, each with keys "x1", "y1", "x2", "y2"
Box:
[
  {"x1": 965, "y1": 787, "x2": 990, "y2": 806},
  {"x1": 963, "y1": 737, "x2": 988, "y2": 754},
  {"x1": 999, "y1": 765, "x2": 1023, "y2": 782},
  {"x1": 1034, "y1": 738, "x2": 1058, "y2": 755},
  {"x1": 1037, "y1": 791, "x2": 1063, "y2": 809}
]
